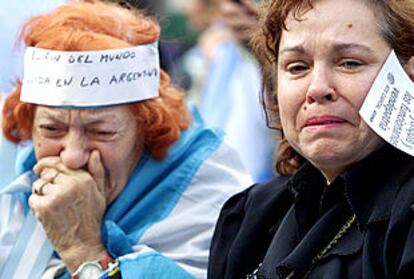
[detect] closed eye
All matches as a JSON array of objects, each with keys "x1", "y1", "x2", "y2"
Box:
[
  {"x1": 40, "y1": 124, "x2": 58, "y2": 132},
  {"x1": 88, "y1": 129, "x2": 117, "y2": 140},
  {"x1": 38, "y1": 124, "x2": 66, "y2": 137},
  {"x1": 95, "y1": 131, "x2": 115, "y2": 135}
]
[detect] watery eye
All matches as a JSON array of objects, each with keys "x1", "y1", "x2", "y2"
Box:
[
  {"x1": 340, "y1": 60, "x2": 363, "y2": 69},
  {"x1": 286, "y1": 63, "x2": 309, "y2": 74}
]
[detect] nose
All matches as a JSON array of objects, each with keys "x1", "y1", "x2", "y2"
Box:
[
  {"x1": 60, "y1": 132, "x2": 90, "y2": 170},
  {"x1": 306, "y1": 66, "x2": 338, "y2": 104}
]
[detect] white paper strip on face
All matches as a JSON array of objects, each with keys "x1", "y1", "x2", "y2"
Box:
[
  {"x1": 360, "y1": 50, "x2": 414, "y2": 156},
  {"x1": 20, "y1": 42, "x2": 160, "y2": 107}
]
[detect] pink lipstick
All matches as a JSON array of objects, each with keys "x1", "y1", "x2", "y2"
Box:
[{"x1": 304, "y1": 116, "x2": 346, "y2": 128}]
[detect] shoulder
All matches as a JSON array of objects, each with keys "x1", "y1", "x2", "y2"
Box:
[
  {"x1": 223, "y1": 175, "x2": 293, "y2": 216},
  {"x1": 249, "y1": 175, "x2": 292, "y2": 201},
  {"x1": 208, "y1": 176, "x2": 294, "y2": 278},
  {"x1": 213, "y1": 175, "x2": 293, "y2": 236},
  {"x1": 214, "y1": 175, "x2": 294, "y2": 246}
]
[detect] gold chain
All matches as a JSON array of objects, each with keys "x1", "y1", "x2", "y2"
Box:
[
  {"x1": 300, "y1": 214, "x2": 356, "y2": 279},
  {"x1": 311, "y1": 214, "x2": 356, "y2": 265},
  {"x1": 285, "y1": 271, "x2": 295, "y2": 279},
  {"x1": 248, "y1": 215, "x2": 357, "y2": 279}
]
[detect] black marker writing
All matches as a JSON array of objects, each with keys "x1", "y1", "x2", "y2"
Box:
[
  {"x1": 375, "y1": 84, "x2": 390, "y2": 110},
  {"x1": 406, "y1": 115, "x2": 414, "y2": 145},
  {"x1": 380, "y1": 87, "x2": 399, "y2": 131},
  {"x1": 100, "y1": 51, "x2": 136, "y2": 63},
  {"x1": 80, "y1": 76, "x2": 100, "y2": 87},
  {"x1": 108, "y1": 68, "x2": 158, "y2": 85},
  {"x1": 56, "y1": 77, "x2": 73, "y2": 87},
  {"x1": 26, "y1": 76, "x2": 51, "y2": 85},
  {"x1": 68, "y1": 54, "x2": 93, "y2": 64},
  {"x1": 390, "y1": 102, "x2": 409, "y2": 146}
]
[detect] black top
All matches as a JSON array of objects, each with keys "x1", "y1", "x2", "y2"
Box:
[{"x1": 208, "y1": 145, "x2": 414, "y2": 278}]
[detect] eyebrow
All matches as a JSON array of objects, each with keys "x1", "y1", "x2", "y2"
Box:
[
  {"x1": 36, "y1": 111, "x2": 67, "y2": 123},
  {"x1": 279, "y1": 45, "x2": 305, "y2": 55},
  {"x1": 84, "y1": 119, "x2": 116, "y2": 126},
  {"x1": 279, "y1": 43, "x2": 373, "y2": 55},
  {"x1": 37, "y1": 110, "x2": 119, "y2": 125},
  {"x1": 333, "y1": 43, "x2": 373, "y2": 53}
]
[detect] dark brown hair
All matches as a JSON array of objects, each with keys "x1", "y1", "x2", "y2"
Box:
[{"x1": 252, "y1": 0, "x2": 414, "y2": 175}]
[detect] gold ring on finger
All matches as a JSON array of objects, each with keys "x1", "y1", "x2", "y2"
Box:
[
  {"x1": 51, "y1": 170, "x2": 60, "y2": 183},
  {"x1": 35, "y1": 181, "x2": 48, "y2": 196}
]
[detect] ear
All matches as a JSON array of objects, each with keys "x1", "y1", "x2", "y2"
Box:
[{"x1": 405, "y1": 56, "x2": 414, "y2": 82}]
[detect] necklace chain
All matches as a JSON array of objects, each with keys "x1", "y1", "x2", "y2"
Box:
[
  {"x1": 312, "y1": 214, "x2": 356, "y2": 264},
  {"x1": 246, "y1": 214, "x2": 357, "y2": 279},
  {"x1": 302, "y1": 214, "x2": 356, "y2": 278}
]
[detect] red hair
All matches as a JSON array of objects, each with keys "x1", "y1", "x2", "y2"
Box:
[{"x1": 2, "y1": 1, "x2": 191, "y2": 160}]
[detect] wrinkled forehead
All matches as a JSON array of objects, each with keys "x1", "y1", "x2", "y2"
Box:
[
  {"x1": 34, "y1": 105, "x2": 130, "y2": 123},
  {"x1": 284, "y1": 0, "x2": 377, "y2": 31},
  {"x1": 280, "y1": 0, "x2": 382, "y2": 49}
]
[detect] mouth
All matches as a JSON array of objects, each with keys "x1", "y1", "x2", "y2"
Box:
[{"x1": 304, "y1": 116, "x2": 347, "y2": 128}]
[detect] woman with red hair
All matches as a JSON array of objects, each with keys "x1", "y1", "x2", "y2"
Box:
[{"x1": 0, "y1": 1, "x2": 251, "y2": 278}]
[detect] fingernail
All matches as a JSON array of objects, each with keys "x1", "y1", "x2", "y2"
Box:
[{"x1": 33, "y1": 164, "x2": 40, "y2": 175}]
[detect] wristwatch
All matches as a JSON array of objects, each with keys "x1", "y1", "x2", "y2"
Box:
[
  {"x1": 72, "y1": 256, "x2": 114, "y2": 279},
  {"x1": 72, "y1": 260, "x2": 104, "y2": 279}
]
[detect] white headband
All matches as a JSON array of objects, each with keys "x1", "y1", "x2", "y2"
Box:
[{"x1": 20, "y1": 42, "x2": 160, "y2": 107}]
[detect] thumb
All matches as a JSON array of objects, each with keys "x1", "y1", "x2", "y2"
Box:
[{"x1": 88, "y1": 150, "x2": 106, "y2": 195}]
